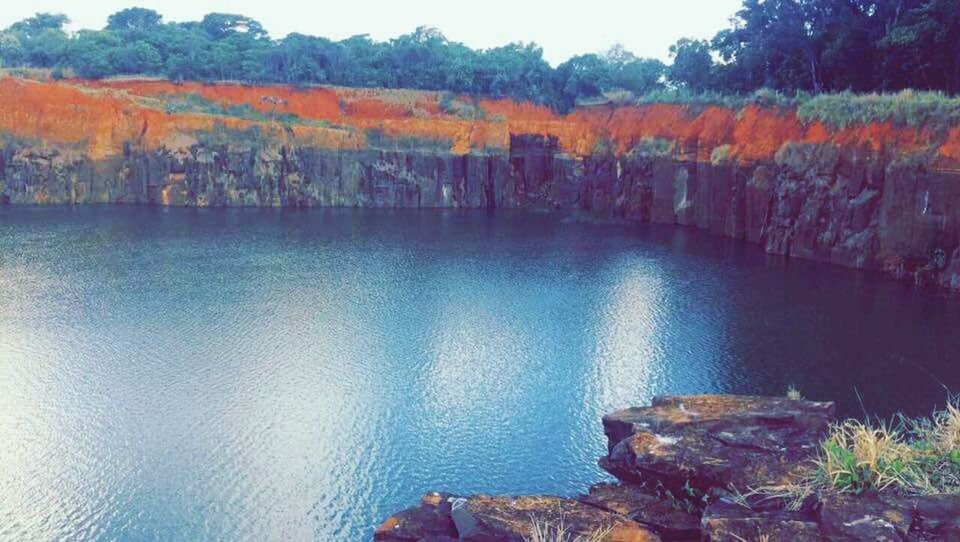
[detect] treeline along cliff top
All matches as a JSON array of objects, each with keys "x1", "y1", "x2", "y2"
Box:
[{"x1": 2, "y1": 0, "x2": 960, "y2": 112}]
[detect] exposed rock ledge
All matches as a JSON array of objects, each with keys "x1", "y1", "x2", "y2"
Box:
[{"x1": 375, "y1": 395, "x2": 960, "y2": 541}]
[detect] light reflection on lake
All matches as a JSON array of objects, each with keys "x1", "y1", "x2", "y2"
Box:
[{"x1": 0, "y1": 206, "x2": 957, "y2": 540}]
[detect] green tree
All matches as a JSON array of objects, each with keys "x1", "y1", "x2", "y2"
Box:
[
  {"x1": 0, "y1": 33, "x2": 25, "y2": 67},
  {"x1": 201, "y1": 13, "x2": 267, "y2": 40},
  {"x1": 603, "y1": 45, "x2": 665, "y2": 94},
  {"x1": 479, "y1": 42, "x2": 554, "y2": 104},
  {"x1": 669, "y1": 38, "x2": 714, "y2": 91},
  {"x1": 8, "y1": 13, "x2": 69, "y2": 36},
  {"x1": 554, "y1": 54, "x2": 612, "y2": 109},
  {"x1": 272, "y1": 34, "x2": 334, "y2": 85},
  {"x1": 111, "y1": 41, "x2": 162, "y2": 74},
  {"x1": 65, "y1": 30, "x2": 120, "y2": 78},
  {"x1": 6, "y1": 12, "x2": 70, "y2": 68},
  {"x1": 106, "y1": 8, "x2": 162, "y2": 33},
  {"x1": 878, "y1": 0, "x2": 960, "y2": 92}
]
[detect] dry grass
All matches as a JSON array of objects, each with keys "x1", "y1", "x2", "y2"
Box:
[
  {"x1": 758, "y1": 398, "x2": 960, "y2": 507},
  {"x1": 524, "y1": 514, "x2": 613, "y2": 542},
  {"x1": 815, "y1": 419, "x2": 922, "y2": 494},
  {"x1": 902, "y1": 400, "x2": 960, "y2": 494}
]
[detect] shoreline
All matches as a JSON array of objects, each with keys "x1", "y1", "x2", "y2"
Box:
[{"x1": 375, "y1": 395, "x2": 960, "y2": 541}]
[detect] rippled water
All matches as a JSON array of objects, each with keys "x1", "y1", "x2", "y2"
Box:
[{"x1": 1, "y1": 206, "x2": 959, "y2": 540}]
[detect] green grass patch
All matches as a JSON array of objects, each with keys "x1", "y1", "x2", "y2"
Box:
[
  {"x1": 631, "y1": 88, "x2": 805, "y2": 110},
  {"x1": 796, "y1": 91, "x2": 960, "y2": 130},
  {"x1": 438, "y1": 91, "x2": 486, "y2": 120},
  {"x1": 156, "y1": 92, "x2": 302, "y2": 124},
  {"x1": 628, "y1": 137, "x2": 675, "y2": 158},
  {"x1": 136, "y1": 92, "x2": 353, "y2": 132},
  {"x1": 624, "y1": 87, "x2": 960, "y2": 131}
]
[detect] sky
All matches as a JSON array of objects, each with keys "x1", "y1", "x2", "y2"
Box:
[{"x1": 0, "y1": 0, "x2": 743, "y2": 65}]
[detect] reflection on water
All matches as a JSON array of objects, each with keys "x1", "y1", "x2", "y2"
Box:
[{"x1": 1, "y1": 206, "x2": 958, "y2": 540}]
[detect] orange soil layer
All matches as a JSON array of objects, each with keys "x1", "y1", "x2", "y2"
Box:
[{"x1": 1, "y1": 77, "x2": 954, "y2": 162}]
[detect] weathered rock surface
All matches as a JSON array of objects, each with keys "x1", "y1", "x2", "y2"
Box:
[
  {"x1": 700, "y1": 500, "x2": 822, "y2": 541},
  {"x1": 600, "y1": 395, "x2": 835, "y2": 496},
  {"x1": 374, "y1": 493, "x2": 459, "y2": 541},
  {"x1": 699, "y1": 492, "x2": 960, "y2": 541},
  {"x1": 819, "y1": 493, "x2": 960, "y2": 541},
  {"x1": 452, "y1": 495, "x2": 660, "y2": 542},
  {"x1": 378, "y1": 395, "x2": 960, "y2": 541},
  {"x1": 579, "y1": 483, "x2": 700, "y2": 540},
  {"x1": 376, "y1": 493, "x2": 661, "y2": 542}
]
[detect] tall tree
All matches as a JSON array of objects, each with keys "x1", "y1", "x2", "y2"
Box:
[
  {"x1": 669, "y1": 38, "x2": 714, "y2": 91},
  {"x1": 106, "y1": 8, "x2": 163, "y2": 33}
]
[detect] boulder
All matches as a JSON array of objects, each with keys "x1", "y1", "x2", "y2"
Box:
[
  {"x1": 374, "y1": 493, "x2": 459, "y2": 541},
  {"x1": 600, "y1": 395, "x2": 835, "y2": 497}
]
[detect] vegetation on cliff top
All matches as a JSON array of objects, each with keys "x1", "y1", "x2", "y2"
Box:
[
  {"x1": 2, "y1": 1, "x2": 959, "y2": 113},
  {"x1": 763, "y1": 397, "x2": 960, "y2": 508},
  {"x1": 633, "y1": 87, "x2": 960, "y2": 130}
]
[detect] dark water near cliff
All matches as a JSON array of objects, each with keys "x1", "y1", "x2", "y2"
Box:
[{"x1": 1, "y1": 206, "x2": 958, "y2": 540}]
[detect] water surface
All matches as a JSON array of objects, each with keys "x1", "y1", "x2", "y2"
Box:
[{"x1": 1, "y1": 207, "x2": 958, "y2": 540}]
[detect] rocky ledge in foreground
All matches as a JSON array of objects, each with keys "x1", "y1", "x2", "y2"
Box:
[{"x1": 375, "y1": 395, "x2": 960, "y2": 541}]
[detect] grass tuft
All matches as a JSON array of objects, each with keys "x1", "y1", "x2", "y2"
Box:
[
  {"x1": 524, "y1": 514, "x2": 613, "y2": 542},
  {"x1": 760, "y1": 398, "x2": 960, "y2": 507},
  {"x1": 438, "y1": 92, "x2": 486, "y2": 120},
  {"x1": 814, "y1": 419, "x2": 921, "y2": 494},
  {"x1": 786, "y1": 385, "x2": 804, "y2": 401},
  {"x1": 628, "y1": 137, "x2": 675, "y2": 158},
  {"x1": 901, "y1": 400, "x2": 960, "y2": 494}
]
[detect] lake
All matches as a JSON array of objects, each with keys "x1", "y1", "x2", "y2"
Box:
[{"x1": 1, "y1": 206, "x2": 957, "y2": 540}]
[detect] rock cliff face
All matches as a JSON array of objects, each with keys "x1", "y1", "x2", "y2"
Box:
[
  {"x1": 376, "y1": 395, "x2": 960, "y2": 541},
  {"x1": 3, "y1": 77, "x2": 960, "y2": 288}
]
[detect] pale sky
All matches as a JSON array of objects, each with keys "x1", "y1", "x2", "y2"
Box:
[{"x1": 0, "y1": 1, "x2": 742, "y2": 65}]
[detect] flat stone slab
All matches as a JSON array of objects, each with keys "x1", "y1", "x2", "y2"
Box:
[
  {"x1": 819, "y1": 493, "x2": 960, "y2": 541},
  {"x1": 578, "y1": 482, "x2": 700, "y2": 540},
  {"x1": 453, "y1": 495, "x2": 660, "y2": 542},
  {"x1": 701, "y1": 500, "x2": 822, "y2": 541},
  {"x1": 600, "y1": 395, "x2": 835, "y2": 495},
  {"x1": 698, "y1": 492, "x2": 960, "y2": 541}
]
